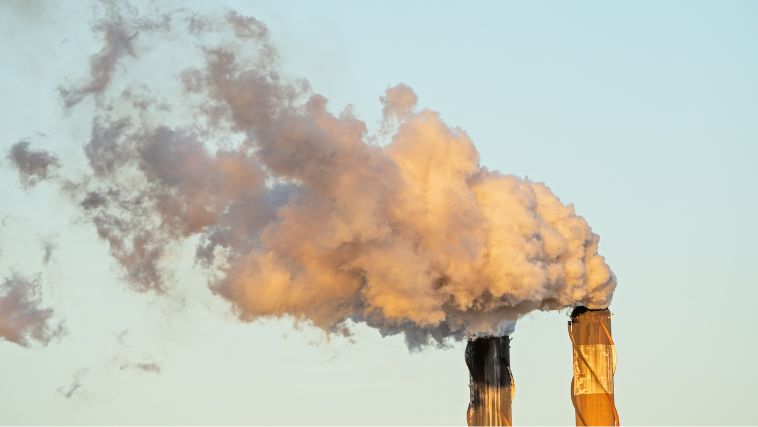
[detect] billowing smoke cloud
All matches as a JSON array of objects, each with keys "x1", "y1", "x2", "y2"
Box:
[
  {"x1": 6, "y1": 139, "x2": 60, "y2": 189},
  {"x1": 0, "y1": 274, "x2": 64, "y2": 347},
  {"x1": 17, "y1": 6, "x2": 615, "y2": 348}
]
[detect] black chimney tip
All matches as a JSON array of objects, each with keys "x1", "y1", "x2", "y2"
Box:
[{"x1": 570, "y1": 305, "x2": 610, "y2": 320}]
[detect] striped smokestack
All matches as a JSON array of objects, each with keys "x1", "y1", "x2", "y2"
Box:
[
  {"x1": 465, "y1": 336, "x2": 515, "y2": 426},
  {"x1": 568, "y1": 307, "x2": 618, "y2": 426}
]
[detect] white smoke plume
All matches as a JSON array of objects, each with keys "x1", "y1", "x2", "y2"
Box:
[
  {"x1": 0, "y1": 274, "x2": 65, "y2": 347},
  {"x1": 17, "y1": 5, "x2": 615, "y2": 348}
]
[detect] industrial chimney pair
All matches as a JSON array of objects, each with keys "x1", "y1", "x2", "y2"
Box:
[{"x1": 465, "y1": 307, "x2": 618, "y2": 426}]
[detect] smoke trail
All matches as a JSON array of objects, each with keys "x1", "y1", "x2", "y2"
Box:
[
  {"x1": 0, "y1": 274, "x2": 65, "y2": 347},
  {"x1": 15, "y1": 6, "x2": 615, "y2": 348}
]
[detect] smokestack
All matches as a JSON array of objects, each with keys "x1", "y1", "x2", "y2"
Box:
[
  {"x1": 568, "y1": 307, "x2": 618, "y2": 426},
  {"x1": 465, "y1": 336, "x2": 514, "y2": 426}
]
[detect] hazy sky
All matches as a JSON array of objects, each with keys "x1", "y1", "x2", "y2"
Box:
[{"x1": 1, "y1": 1, "x2": 757, "y2": 425}]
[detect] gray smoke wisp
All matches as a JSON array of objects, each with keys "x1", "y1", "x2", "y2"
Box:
[
  {"x1": 57, "y1": 368, "x2": 89, "y2": 399},
  {"x1": 120, "y1": 360, "x2": 161, "y2": 374},
  {"x1": 40, "y1": 235, "x2": 58, "y2": 265},
  {"x1": 6, "y1": 139, "x2": 60, "y2": 189},
  {"x1": 14, "y1": 6, "x2": 615, "y2": 348},
  {"x1": 0, "y1": 274, "x2": 65, "y2": 347}
]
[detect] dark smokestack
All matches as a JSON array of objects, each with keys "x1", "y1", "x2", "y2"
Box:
[
  {"x1": 568, "y1": 307, "x2": 618, "y2": 426},
  {"x1": 465, "y1": 336, "x2": 514, "y2": 426}
]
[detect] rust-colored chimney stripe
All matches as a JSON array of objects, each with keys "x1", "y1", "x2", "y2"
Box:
[
  {"x1": 569, "y1": 307, "x2": 619, "y2": 427},
  {"x1": 570, "y1": 307, "x2": 613, "y2": 345}
]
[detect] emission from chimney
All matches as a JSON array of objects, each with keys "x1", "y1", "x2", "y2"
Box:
[
  {"x1": 568, "y1": 307, "x2": 619, "y2": 426},
  {"x1": 465, "y1": 336, "x2": 515, "y2": 426}
]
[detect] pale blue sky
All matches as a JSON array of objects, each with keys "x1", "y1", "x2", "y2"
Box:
[{"x1": 1, "y1": 1, "x2": 757, "y2": 425}]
